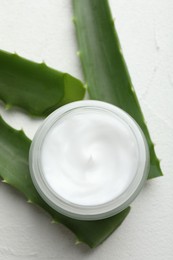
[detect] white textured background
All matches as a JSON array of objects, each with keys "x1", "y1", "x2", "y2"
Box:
[{"x1": 0, "y1": 0, "x2": 172, "y2": 259}]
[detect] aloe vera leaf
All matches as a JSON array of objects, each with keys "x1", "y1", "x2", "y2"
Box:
[
  {"x1": 0, "y1": 50, "x2": 85, "y2": 116},
  {"x1": 0, "y1": 116, "x2": 130, "y2": 248},
  {"x1": 73, "y1": 0, "x2": 162, "y2": 179}
]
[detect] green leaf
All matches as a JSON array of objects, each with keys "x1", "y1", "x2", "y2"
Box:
[
  {"x1": 0, "y1": 116, "x2": 130, "y2": 248},
  {"x1": 0, "y1": 49, "x2": 85, "y2": 116},
  {"x1": 72, "y1": 0, "x2": 162, "y2": 179}
]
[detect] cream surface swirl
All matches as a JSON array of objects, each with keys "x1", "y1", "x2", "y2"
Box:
[{"x1": 41, "y1": 108, "x2": 139, "y2": 206}]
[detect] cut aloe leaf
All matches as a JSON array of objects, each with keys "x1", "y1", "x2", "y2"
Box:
[
  {"x1": 73, "y1": 0, "x2": 162, "y2": 179},
  {"x1": 0, "y1": 116, "x2": 130, "y2": 248},
  {"x1": 0, "y1": 50, "x2": 85, "y2": 116}
]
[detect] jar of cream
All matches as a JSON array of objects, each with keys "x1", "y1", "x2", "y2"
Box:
[{"x1": 29, "y1": 100, "x2": 149, "y2": 220}]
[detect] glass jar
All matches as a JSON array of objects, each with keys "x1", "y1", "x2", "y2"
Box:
[{"x1": 29, "y1": 100, "x2": 149, "y2": 220}]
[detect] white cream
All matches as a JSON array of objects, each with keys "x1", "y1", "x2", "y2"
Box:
[{"x1": 41, "y1": 107, "x2": 139, "y2": 206}]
